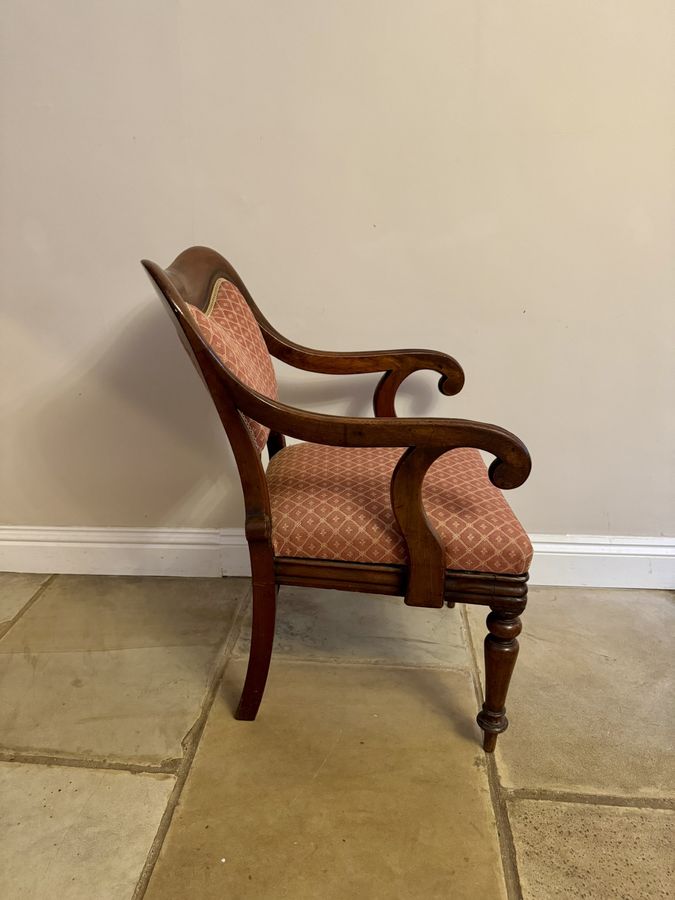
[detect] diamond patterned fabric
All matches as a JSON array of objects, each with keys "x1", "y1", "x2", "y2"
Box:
[
  {"x1": 267, "y1": 443, "x2": 532, "y2": 574},
  {"x1": 187, "y1": 279, "x2": 278, "y2": 452}
]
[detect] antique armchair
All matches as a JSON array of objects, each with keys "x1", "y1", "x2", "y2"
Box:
[{"x1": 142, "y1": 246, "x2": 532, "y2": 752}]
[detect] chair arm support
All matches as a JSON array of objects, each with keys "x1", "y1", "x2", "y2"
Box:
[
  {"x1": 390, "y1": 441, "x2": 531, "y2": 607},
  {"x1": 391, "y1": 446, "x2": 448, "y2": 608},
  {"x1": 372, "y1": 361, "x2": 464, "y2": 416}
]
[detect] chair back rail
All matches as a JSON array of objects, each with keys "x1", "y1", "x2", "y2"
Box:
[{"x1": 142, "y1": 257, "x2": 274, "y2": 546}]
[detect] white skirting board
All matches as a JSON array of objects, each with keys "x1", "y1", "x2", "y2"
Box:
[{"x1": 0, "y1": 527, "x2": 673, "y2": 589}]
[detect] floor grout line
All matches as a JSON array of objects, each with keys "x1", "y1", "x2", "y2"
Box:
[
  {"x1": 505, "y1": 787, "x2": 675, "y2": 811},
  {"x1": 0, "y1": 749, "x2": 178, "y2": 776},
  {"x1": 459, "y1": 603, "x2": 524, "y2": 900},
  {"x1": 131, "y1": 584, "x2": 251, "y2": 900},
  {"x1": 0, "y1": 574, "x2": 58, "y2": 641}
]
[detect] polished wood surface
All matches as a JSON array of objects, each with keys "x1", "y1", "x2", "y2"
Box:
[{"x1": 142, "y1": 246, "x2": 532, "y2": 751}]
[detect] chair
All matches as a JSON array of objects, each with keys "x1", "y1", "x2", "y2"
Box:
[{"x1": 142, "y1": 247, "x2": 532, "y2": 752}]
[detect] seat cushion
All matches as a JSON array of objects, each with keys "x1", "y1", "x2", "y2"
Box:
[
  {"x1": 267, "y1": 443, "x2": 532, "y2": 575},
  {"x1": 187, "y1": 278, "x2": 278, "y2": 452}
]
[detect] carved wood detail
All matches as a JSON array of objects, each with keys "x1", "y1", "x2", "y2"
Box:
[{"x1": 476, "y1": 606, "x2": 525, "y2": 752}]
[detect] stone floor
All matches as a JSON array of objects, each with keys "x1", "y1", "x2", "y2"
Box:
[{"x1": 0, "y1": 574, "x2": 672, "y2": 899}]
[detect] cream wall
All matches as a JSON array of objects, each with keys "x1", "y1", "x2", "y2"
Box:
[{"x1": 1, "y1": 1, "x2": 673, "y2": 537}]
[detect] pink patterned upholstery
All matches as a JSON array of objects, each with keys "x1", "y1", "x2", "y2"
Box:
[
  {"x1": 187, "y1": 279, "x2": 278, "y2": 451},
  {"x1": 267, "y1": 443, "x2": 532, "y2": 574}
]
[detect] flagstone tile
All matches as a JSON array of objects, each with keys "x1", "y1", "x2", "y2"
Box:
[
  {"x1": 145, "y1": 659, "x2": 505, "y2": 900},
  {"x1": 464, "y1": 587, "x2": 675, "y2": 797},
  {"x1": 0, "y1": 761, "x2": 174, "y2": 900},
  {"x1": 508, "y1": 798, "x2": 675, "y2": 900},
  {"x1": 0, "y1": 575, "x2": 248, "y2": 765}
]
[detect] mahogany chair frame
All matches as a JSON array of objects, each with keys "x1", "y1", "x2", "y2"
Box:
[{"x1": 142, "y1": 246, "x2": 532, "y2": 752}]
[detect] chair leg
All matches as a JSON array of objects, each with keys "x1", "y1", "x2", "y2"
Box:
[
  {"x1": 476, "y1": 607, "x2": 523, "y2": 752},
  {"x1": 234, "y1": 582, "x2": 277, "y2": 721}
]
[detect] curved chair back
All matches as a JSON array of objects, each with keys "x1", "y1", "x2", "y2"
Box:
[{"x1": 142, "y1": 247, "x2": 277, "y2": 537}]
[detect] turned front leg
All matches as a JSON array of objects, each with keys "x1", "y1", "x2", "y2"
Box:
[{"x1": 476, "y1": 608, "x2": 523, "y2": 752}]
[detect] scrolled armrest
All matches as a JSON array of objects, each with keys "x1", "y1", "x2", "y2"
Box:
[
  {"x1": 389, "y1": 441, "x2": 529, "y2": 608},
  {"x1": 223, "y1": 375, "x2": 531, "y2": 491},
  {"x1": 261, "y1": 315, "x2": 463, "y2": 379},
  {"x1": 252, "y1": 309, "x2": 464, "y2": 414}
]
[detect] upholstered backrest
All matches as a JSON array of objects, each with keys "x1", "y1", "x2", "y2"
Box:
[{"x1": 187, "y1": 277, "x2": 278, "y2": 452}]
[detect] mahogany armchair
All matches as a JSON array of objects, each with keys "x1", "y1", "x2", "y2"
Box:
[{"x1": 142, "y1": 246, "x2": 532, "y2": 752}]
